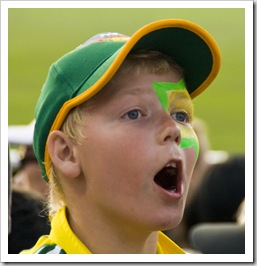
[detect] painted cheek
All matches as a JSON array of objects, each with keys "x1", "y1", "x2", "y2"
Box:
[{"x1": 178, "y1": 125, "x2": 199, "y2": 160}]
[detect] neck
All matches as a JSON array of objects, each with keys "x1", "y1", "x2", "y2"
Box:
[{"x1": 67, "y1": 207, "x2": 159, "y2": 254}]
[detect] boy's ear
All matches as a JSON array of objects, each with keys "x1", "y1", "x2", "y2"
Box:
[{"x1": 47, "y1": 130, "x2": 81, "y2": 178}]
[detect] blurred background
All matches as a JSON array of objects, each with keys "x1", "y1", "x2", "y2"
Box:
[{"x1": 8, "y1": 8, "x2": 245, "y2": 153}]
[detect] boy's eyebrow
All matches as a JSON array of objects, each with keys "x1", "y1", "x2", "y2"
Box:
[{"x1": 118, "y1": 83, "x2": 194, "y2": 111}]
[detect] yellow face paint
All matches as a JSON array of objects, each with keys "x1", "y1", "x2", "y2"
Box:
[{"x1": 152, "y1": 79, "x2": 199, "y2": 158}]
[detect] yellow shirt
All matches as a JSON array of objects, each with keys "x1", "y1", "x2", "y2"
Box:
[{"x1": 20, "y1": 207, "x2": 185, "y2": 254}]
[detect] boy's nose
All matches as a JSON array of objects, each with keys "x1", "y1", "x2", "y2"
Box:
[{"x1": 157, "y1": 112, "x2": 181, "y2": 146}]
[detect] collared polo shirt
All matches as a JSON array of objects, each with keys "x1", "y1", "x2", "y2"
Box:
[{"x1": 20, "y1": 207, "x2": 185, "y2": 254}]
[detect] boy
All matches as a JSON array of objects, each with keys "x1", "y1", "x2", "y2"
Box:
[{"x1": 20, "y1": 19, "x2": 221, "y2": 254}]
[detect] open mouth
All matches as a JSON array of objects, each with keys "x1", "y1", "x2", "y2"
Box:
[{"x1": 154, "y1": 162, "x2": 180, "y2": 193}]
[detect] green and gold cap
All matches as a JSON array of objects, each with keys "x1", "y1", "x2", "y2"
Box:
[{"x1": 33, "y1": 19, "x2": 221, "y2": 181}]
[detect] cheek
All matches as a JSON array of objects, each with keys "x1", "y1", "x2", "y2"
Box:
[
  {"x1": 82, "y1": 134, "x2": 151, "y2": 205},
  {"x1": 184, "y1": 147, "x2": 198, "y2": 178},
  {"x1": 179, "y1": 125, "x2": 199, "y2": 162},
  {"x1": 178, "y1": 125, "x2": 199, "y2": 177},
  {"x1": 79, "y1": 127, "x2": 150, "y2": 181}
]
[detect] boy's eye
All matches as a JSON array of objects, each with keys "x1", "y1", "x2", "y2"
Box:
[
  {"x1": 124, "y1": 109, "x2": 142, "y2": 120},
  {"x1": 172, "y1": 111, "x2": 190, "y2": 123}
]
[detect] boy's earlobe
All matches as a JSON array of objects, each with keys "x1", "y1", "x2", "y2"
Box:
[{"x1": 47, "y1": 130, "x2": 81, "y2": 178}]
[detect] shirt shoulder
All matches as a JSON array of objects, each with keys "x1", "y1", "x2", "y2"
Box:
[
  {"x1": 20, "y1": 235, "x2": 66, "y2": 254},
  {"x1": 20, "y1": 207, "x2": 91, "y2": 254}
]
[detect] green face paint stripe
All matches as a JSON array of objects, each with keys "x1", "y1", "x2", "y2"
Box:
[
  {"x1": 179, "y1": 137, "x2": 199, "y2": 158},
  {"x1": 154, "y1": 88, "x2": 169, "y2": 110},
  {"x1": 152, "y1": 79, "x2": 186, "y2": 112}
]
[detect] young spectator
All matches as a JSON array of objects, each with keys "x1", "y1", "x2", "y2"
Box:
[{"x1": 20, "y1": 19, "x2": 221, "y2": 254}]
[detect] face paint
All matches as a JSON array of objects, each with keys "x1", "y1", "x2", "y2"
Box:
[
  {"x1": 152, "y1": 79, "x2": 185, "y2": 112},
  {"x1": 179, "y1": 126, "x2": 199, "y2": 158},
  {"x1": 152, "y1": 79, "x2": 199, "y2": 158}
]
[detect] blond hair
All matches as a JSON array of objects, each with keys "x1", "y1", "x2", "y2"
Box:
[{"x1": 47, "y1": 50, "x2": 184, "y2": 217}]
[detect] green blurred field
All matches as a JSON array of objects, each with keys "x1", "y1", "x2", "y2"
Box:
[{"x1": 8, "y1": 8, "x2": 245, "y2": 153}]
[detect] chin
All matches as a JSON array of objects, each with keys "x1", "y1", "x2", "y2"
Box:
[{"x1": 154, "y1": 211, "x2": 184, "y2": 232}]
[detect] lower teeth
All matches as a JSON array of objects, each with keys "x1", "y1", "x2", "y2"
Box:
[{"x1": 169, "y1": 187, "x2": 177, "y2": 193}]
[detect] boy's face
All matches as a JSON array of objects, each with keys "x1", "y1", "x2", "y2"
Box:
[{"x1": 74, "y1": 69, "x2": 198, "y2": 231}]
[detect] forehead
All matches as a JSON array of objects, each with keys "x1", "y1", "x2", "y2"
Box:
[{"x1": 85, "y1": 71, "x2": 192, "y2": 110}]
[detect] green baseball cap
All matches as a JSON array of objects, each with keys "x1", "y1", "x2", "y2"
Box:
[{"x1": 33, "y1": 19, "x2": 221, "y2": 181}]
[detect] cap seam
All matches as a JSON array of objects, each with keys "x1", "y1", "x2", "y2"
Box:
[
  {"x1": 52, "y1": 63, "x2": 77, "y2": 98},
  {"x1": 73, "y1": 51, "x2": 119, "y2": 97}
]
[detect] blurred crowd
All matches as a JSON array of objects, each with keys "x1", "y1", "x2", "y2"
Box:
[
  {"x1": 8, "y1": 117, "x2": 245, "y2": 254},
  {"x1": 8, "y1": 121, "x2": 50, "y2": 254}
]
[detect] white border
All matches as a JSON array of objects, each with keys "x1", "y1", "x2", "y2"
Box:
[
  {"x1": 243, "y1": 0, "x2": 254, "y2": 262},
  {"x1": 1, "y1": 1, "x2": 254, "y2": 263},
  {"x1": 0, "y1": 0, "x2": 253, "y2": 8}
]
